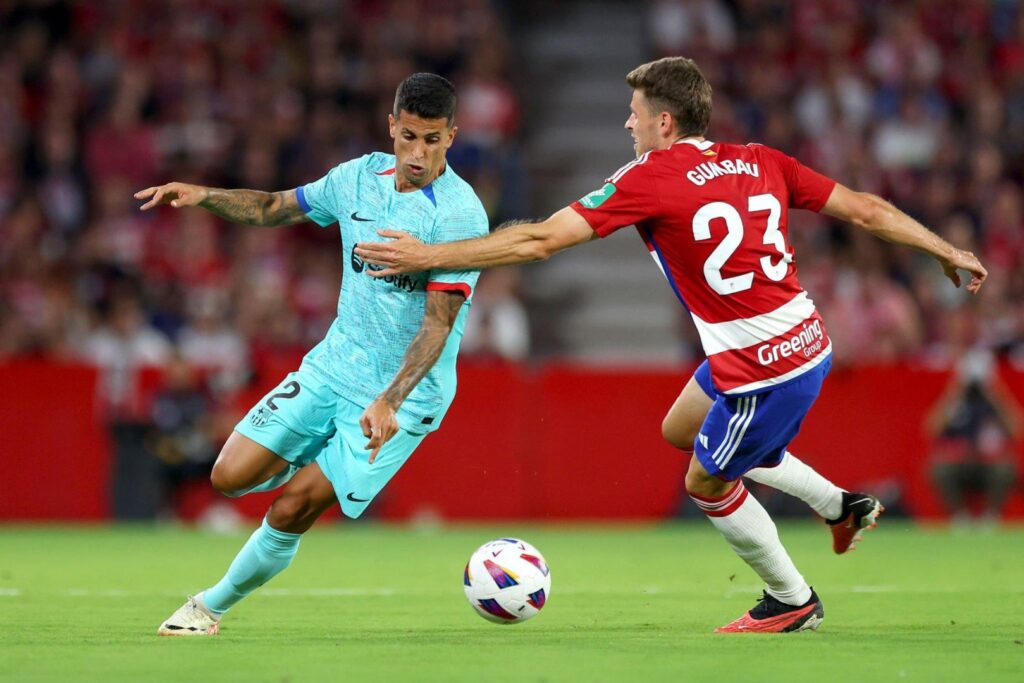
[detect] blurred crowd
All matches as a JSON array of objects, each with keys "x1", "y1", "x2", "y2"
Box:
[
  {"x1": 0, "y1": 0, "x2": 527, "y2": 394},
  {"x1": 650, "y1": 0, "x2": 1024, "y2": 367},
  {"x1": 4, "y1": 0, "x2": 1024, "y2": 391}
]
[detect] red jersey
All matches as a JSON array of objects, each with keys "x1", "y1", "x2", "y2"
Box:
[{"x1": 570, "y1": 139, "x2": 837, "y2": 394}]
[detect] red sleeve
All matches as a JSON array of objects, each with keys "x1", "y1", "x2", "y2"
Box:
[
  {"x1": 569, "y1": 156, "x2": 660, "y2": 237},
  {"x1": 760, "y1": 146, "x2": 836, "y2": 212},
  {"x1": 426, "y1": 281, "x2": 471, "y2": 298}
]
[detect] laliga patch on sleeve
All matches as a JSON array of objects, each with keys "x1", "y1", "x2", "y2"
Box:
[{"x1": 578, "y1": 183, "x2": 617, "y2": 209}]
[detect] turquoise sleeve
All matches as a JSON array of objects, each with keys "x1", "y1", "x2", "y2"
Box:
[{"x1": 297, "y1": 158, "x2": 360, "y2": 227}]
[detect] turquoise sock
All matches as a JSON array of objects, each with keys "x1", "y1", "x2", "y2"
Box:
[{"x1": 202, "y1": 517, "x2": 301, "y2": 614}]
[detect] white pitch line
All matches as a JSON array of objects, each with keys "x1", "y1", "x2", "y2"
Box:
[
  {"x1": 0, "y1": 588, "x2": 21, "y2": 596},
  {"x1": 67, "y1": 589, "x2": 131, "y2": 597},
  {"x1": 258, "y1": 588, "x2": 397, "y2": 597},
  {"x1": 724, "y1": 585, "x2": 1021, "y2": 597},
  {"x1": 30, "y1": 584, "x2": 1024, "y2": 600},
  {"x1": 57, "y1": 588, "x2": 400, "y2": 598}
]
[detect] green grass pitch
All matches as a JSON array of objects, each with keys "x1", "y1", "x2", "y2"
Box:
[{"x1": 1, "y1": 522, "x2": 1022, "y2": 682}]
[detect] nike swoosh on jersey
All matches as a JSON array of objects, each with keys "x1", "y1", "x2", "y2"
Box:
[
  {"x1": 346, "y1": 492, "x2": 370, "y2": 503},
  {"x1": 351, "y1": 212, "x2": 374, "y2": 222}
]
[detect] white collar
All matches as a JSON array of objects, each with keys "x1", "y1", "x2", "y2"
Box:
[{"x1": 676, "y1": 138, "x2": 715, "y2": 151}]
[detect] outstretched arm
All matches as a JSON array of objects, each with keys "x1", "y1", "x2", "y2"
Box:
[
  {"x1": 354, "y1": 206, "x2": 597, "y2": 275},
  {"x1": 135, "y1": 183, "x2": 308, "y2": 227},
  {"x1": 821, "y1": 184, "x2": 987, "y2": 293},
  {"x1": 359, "y1": 289, "x2": 465, "y2": 462}
]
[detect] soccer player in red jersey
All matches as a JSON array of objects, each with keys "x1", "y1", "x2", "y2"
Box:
[{"x1": 355, "y1": 57, "x2": 987, "y2": 633}]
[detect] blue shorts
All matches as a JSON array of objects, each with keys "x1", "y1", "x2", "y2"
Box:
[
  {"x1": 693, "y1": 356, "x2": 831, "y2": 481},
  {"x1": 236, "y1": 368, "x2": 427, "y2": 518}
]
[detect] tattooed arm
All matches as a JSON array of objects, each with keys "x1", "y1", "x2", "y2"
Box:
[
  {"x1": 134, "y1": 183, "x2": 308, "y2": 227},
  {"x1": 360, "y1": 289, "x2": 466, "y2": 462}
]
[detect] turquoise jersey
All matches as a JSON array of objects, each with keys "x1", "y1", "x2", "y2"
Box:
[{"x1": 295, "y1": 152, "x2": 488, "y2": 433}]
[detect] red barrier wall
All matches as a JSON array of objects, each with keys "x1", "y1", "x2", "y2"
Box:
[
  {"x1": 377, "y1": 364, "x2": 691, "y2": 520},
  {"x1": 2, "y1": 360, "x2": 1022, "y2": 521},
  {"x1": 0, "y1": 361, "x2": 110, "y2": 520}
]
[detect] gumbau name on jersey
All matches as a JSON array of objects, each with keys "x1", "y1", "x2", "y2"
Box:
[
  {"x1": 686, "y1": 159, "x2": 760, "y2": 187},
  {"x1": 756, "y1": 319, "x2": 824, "y2": 366}
]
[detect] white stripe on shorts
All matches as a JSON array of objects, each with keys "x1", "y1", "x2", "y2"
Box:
[
  {"x1": 711, "y1": 396, "x2": 750, "y2": 466},
  {"x1": 716, "y1": 395, "x2": 758, "y2": 470}
]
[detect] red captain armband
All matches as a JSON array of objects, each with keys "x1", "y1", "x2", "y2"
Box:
[{"x1": 427, "y1": 282, "x2": 472, "y2": 298}]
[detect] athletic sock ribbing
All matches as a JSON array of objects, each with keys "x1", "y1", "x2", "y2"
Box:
[
  {"x1": 691, "y1": 482, "x2": 812, "y2": 606},
  {"x1": 201, "y1": 517, "x2": 302, "y2": 614},
  {"x1": 744, "y1": 451, "x2": 844, "y2": 520}
]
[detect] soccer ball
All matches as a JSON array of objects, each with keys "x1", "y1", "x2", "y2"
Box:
[{"x1": 463, "y1": 538, "x2": 551, "y2": 624}]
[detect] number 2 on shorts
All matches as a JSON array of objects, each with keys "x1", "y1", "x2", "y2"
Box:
[{"x1": 266, "y1": 381, "x2": 301, "y2": 410}]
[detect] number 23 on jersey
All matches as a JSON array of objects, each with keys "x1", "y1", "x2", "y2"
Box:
[{"x1": 692, "y1": 193, "x2": 791, "y2": 296}]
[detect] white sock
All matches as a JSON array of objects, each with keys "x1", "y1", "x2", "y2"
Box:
[
  {"x1": 744, "y1": 451, "x2": 844, "y2": 520},
  {"x1": 691, "y1": 482, "x2": 812, "y2": 606}
]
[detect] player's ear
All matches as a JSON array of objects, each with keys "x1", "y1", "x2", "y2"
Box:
[
  {"x1": 388, "y1": 113, "x2": 397, "y2": 139},
  {"x1": 445, "y1": 124, "x2": 458, "y2": 149},
  {"x1": 659, "y1": 111, "x2": 674, "y2": 137}
]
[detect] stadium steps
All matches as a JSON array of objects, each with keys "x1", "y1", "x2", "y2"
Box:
[{"x1": 515, "y1": 2, "x2": 684, "y2": 363}]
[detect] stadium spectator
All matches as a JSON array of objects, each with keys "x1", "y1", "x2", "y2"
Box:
[
  {"x1": 78, "y1": 291, "x2": 172, "y2": 519},
  {"x1": 147, "y1": 353, "x2": 219, "y2": 519},
  {"x1": 78, "y1": 292, "x2": 172, "y2": 417},
  {"x1": 927, "y1": 344, "x2": 1022, "y2": 527},
  {"x1": 177, "y1": 289, "x2": 250, "y2": 395},
  {"x1": 460, "y1": 267, "x2": 531, "y2": 362}
]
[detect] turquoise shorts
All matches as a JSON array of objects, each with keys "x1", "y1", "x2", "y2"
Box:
[{"x1": 235, "y1": 368, "x2": 427, "y2": 519}]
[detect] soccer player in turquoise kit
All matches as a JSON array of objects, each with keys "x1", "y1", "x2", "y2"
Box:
[{"x1": 135, "y1": 73, "x2": 488, "y2": 636}]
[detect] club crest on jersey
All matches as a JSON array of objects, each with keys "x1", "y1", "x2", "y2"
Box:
[
  {"x1": 579, "y1": 183, "x2": 617, "y2": 209},
  {"x1": 250, "y1": 406, "x2": 271, "y2": 427}
]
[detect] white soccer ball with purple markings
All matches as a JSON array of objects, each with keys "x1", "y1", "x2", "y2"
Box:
[{"x1": 463, "y1": 538, "x2": 551, "y2": 624}]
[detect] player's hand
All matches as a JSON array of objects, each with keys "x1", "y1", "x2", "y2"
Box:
[
  {"x1": 938, "y1": 248, "x2": 987, "y2": 294},
  {"x1": 134, "y1": 182, "x2": 209, "y2": 211},
  {"x1": 354, "y1": 230, "x2": 430, "y2": 276},
  {"x1": 360, "y1": 398, "x2": 399, "y2": 464}
]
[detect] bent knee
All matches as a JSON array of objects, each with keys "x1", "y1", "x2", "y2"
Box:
[
  {"x1": 683, "y1": 469, "x2": 707, "y2": 495},
  {"x1": 267, "y1": 493, "x2": 315, "y2": 531},
  {"x1": 684, "y1": 461, "x2": 732, "y2": 498},
  {"x1": 662, "y1": 417, "x2": 696, "y2": 451},
  {"x1": 210, "y1": 457, "x2": 246, "y2": 495}
]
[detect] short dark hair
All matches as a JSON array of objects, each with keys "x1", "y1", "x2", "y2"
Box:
[
  {"x1": 393, "y1": 73, "x2": 457, "y2": 126},
  {"x1": 626, "y1": 57, "x2": 712, "y2": 137}
]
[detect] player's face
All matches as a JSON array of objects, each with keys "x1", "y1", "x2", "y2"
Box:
[
  {"x1": 625, "y1": 90, "x2": 669, "y2": 157},
  {"x1": 389, "y1": 111, "x2": 457, "y2": 191}
]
